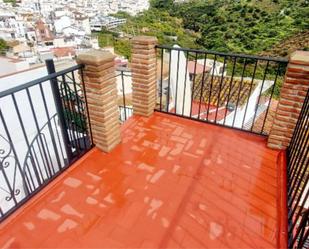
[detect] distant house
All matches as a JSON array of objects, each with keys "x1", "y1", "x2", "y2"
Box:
[
  {"x1": 0, "y1": 12, "x2": 26, "y2": 41},
  {"x1": 6, "y1": 41, "x2": 36, "y2": 63},
  {"x1": 34, "y1": 19, "x2": 54, "y2": 46},
  {"x1": 90, "y1": 16, "x2": 126, "y2": 31},
  {"x1": 54, "y1": 16, "x2": 71, "y2": 34},
  {"x1": 62, "y1": 26, "x2": 85, "y2": 37},
  {"x1": 73, "y1": 11, "x2": 91, "y2": 35}
]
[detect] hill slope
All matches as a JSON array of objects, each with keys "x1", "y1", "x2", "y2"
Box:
[
  {"x1": 100, "y1": 0, "x2": 309, "y2": 58},
  {"x1": 170, "y1": 0, "x2": 309, "y2": 54},
  {"x1": 260, "y1": 30, "x2": 309, "y2": 57}
]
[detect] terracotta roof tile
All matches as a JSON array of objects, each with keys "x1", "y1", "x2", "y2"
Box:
[{"x1": 193, "y1": 73, "x2": 258, "y2": 107}]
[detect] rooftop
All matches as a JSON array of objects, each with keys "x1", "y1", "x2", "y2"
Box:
[
  {"x1": 193, "y1": 74, "x2": 258, "y2": 107},
  {"x1": 0, "y1": 41, "x2": 307, "y2": 249},
  {"x1": 0, "y1": 112, "x2": 286, "y2": 248}
]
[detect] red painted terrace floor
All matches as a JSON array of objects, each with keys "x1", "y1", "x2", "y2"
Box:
[{"x1": 0, "y1": 112, "x2": 287, "y2": 249}]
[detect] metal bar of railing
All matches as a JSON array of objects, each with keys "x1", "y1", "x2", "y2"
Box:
[
  {"x1": 155, "y1": 46, "x2": 288, "y2": 136},
  {"x1": 11, "y1": 93, "x2": 42, "y2": 188},
  {"x1": 0, "y1": 60, "x2": 93, "y2": 222},
  {"x1": 61, "y1": 74, "x2": 81, "y2": 154},
  {"x1": 287, "y1": 88, "x2": 309, "y2": 249},
  {"x1": 175, "y1": 51, "x2": 180, "y2": 114},
  {"x1": 215, "y1": 56, "x2": 227, "y2": 123},
  {"x1": 167, "y1": 51, "x2": 172, "y2": 113},
  {"x1": 121, "y1": 71, "x2": 127, "y2": 121},
  {"x1": 39, "y1": 83, "x2": 62, "y2": 171},
  {"x1": 261, "y1": 63, "x2": 281, "y2": 134},
  {"x1": 242, "y1": 60, "x2": 258, "y2": 129},
  {"x1": 198, "y1": 53, "x2": 208, "y2": 120},
  {"x1": 206, "y1": 54, "x2": 217, "y2": 121},
  {"x1": 182, "y1": 51, "x2": 189, "y2": 116},
  {"x1": 160, "y1": 49, "x2": 164, "y2": 112},
  {"x1": 232, "y1": 59, "x2": 247, "y2": 127},
  {"x1": 0, "y1": 64, "x2": 84, "y2": 98},
  {"x1": 71, "y1": 71, "x2": 87, "y2": 150},
  {"x1": 250, "y1": 61, "x2": 270, "y2": 132},
  {"x1": 190, "y1": 52, "x2": 198, "y2": 118},
  {"x1": 223, "y1": 56, "x2": 237, "y2": 126},
  {"x1": 26, "y1": 88, "x2": 53, "y2": 178},
  {"x1": 46, "y1": 60, "x2": 73, "y2": 162},
  {"x1": 80, "y1": 68, "x2": 94, "y2": 146},
  {"x1": 156, "y1": 45, "x2": 289, "y2": 63}
]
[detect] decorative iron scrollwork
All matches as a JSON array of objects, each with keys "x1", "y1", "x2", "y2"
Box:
[{"x1": 0, "y1": 135, "x2": 21, "y2": 202}]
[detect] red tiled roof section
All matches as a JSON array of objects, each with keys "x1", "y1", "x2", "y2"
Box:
[
  {"x1": 194, "y1": 73, "x2": 258, "y2": 107},
  {"x1": 252, "y1": 99, "x2": 279, "y2": 134},
  {"x1": 52, "y1": 47, "x2": 76, "y2": 58}
]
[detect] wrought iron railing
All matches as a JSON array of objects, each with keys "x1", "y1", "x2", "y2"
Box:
[
  {"x1": 287, "y1": 89, "x2": 309, "y2": 249},
  {"x1": 116, "y1": 67, "x2": 133, "y2": 122},
  {"x1": 0, "y1": 61, "x2": 93, "y2": 221},
  {"x1": 156, "y1": 45, "x2": 288, "y2": 135}
]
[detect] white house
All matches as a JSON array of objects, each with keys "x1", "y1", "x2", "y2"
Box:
[
  {"x1": 0, "y1": 12, "x2": 27, "y2": 41},
  {"x1": 54, "y1": 16, "x2": 71, "y2": 34}
]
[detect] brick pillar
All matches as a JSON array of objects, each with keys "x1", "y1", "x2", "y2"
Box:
[
  {"x1": 77, "y1": 50, "x2": 121, "y2": 152},
  {"x1": 131, "y1": 36, "x2": 158, "y2": 116},
  {"x1": 268, "y1": 51, "x2": 309, "y2": 150}
]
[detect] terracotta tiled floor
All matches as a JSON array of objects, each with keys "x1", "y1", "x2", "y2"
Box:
[{"x1": 0, "y1": 113, "x2": 286, "y2": 248}]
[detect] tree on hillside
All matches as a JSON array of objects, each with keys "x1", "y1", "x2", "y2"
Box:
[
  {"x1": 0, "y1": 39, "x2": 8, "y2": 55},
  {"x1": 150, "y1": 0, "x2": 173, "y2": 9}
]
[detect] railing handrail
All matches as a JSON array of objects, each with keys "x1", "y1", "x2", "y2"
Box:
[
  {"x1": 0, "y1": 64, "x2": 84, "y2": 98},
  {"x1": 156, "y1": 45, "x2": 289, "y2": 63},
  {"x1": 155, "y1": 45, "x2": 288, "y2": 135},
  {"x1": 0, "y1": 61, "x2": 93, "y2": 222}
]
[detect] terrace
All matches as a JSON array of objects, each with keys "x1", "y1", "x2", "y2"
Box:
[{"x1": 0, "y1": 36, "x2": 308, "y2": 249}]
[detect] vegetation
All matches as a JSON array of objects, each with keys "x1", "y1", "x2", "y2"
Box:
[
  {"x1": 98, "y1": 6, "x2": 200, "y2": 59},
  {"x1": 169, "y1": 0, "x2": 309, "y2": 54},
  {"x1": 96, "y1": 0, "x2": 308, "y2": 99},
  {"x1": 97, "y1": 30, "x2": 132, "y2": 60},
  {"x1": 98, "y1": 0, "x2": 309, "y2": 59},
  {"x1": 0, "y1": 39, "x2": 8, "y2": 55},
  {"x1": 3, "y1": 0, "x2": 17, "y2": 6}
]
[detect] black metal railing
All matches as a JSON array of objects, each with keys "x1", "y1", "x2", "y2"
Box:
[
  {"x1": 0, "y1": 61, "x2": 93, "y2": 221},
  {"x1": 156, "y1": 45, "x2": 288, "y2": 135},
  {"x1": 287, "y1": 89, "x2": 309, "y2": 249},
  {"x1": 117, "y1": 67, "x2": 133, "y2": 122}
]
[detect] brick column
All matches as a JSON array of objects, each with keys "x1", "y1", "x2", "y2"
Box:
[
  {"x1": 268, "y1": 51, "x2": 309, "y2": 150},
  {"x1": 77, "y1": 50, "x2": 121, "y2": 152},
  {"x1": 131, "y1": 36, "x2": 158, "y2": 117}
]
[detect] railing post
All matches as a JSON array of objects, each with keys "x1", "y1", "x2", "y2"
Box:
[
  {"x1": 45, "y1": 59, "x2": 73, "y2": 162},
  {"x1": 131, "y1": 36, "x2": 158, "y2": 117},
  {"x1": 268, "y1": 51, "x2": 309, "y2": 150},
  {"x1": 120, "y1": 70, "x2": 127, "y2": 121},
  {"x1": 76, "y1": 50, "x2": 121, "y2": 153}
]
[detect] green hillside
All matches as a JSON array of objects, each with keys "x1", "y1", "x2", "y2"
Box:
[
  {"x1": 98, "y1": 0, "x2": 309, "y2": 58},
  {"x1": 170, "y1": 0, "x2": 308, "y2": 53}
]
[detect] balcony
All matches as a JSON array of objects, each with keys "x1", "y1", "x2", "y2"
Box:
[
  {"x1": 0, "y1": 112, "x2": 287, "y2": 248},
  {"x1": 0, "y1": 37, "x2": 308, "y2": 248}
]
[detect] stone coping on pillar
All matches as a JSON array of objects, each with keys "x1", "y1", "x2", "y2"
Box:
[
  {"x1": 132, "y1": 36, "x2": 158, "y2": 46},
  {"x1": 77, "y1": 50, "x2": 115, "y2": 66}
]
